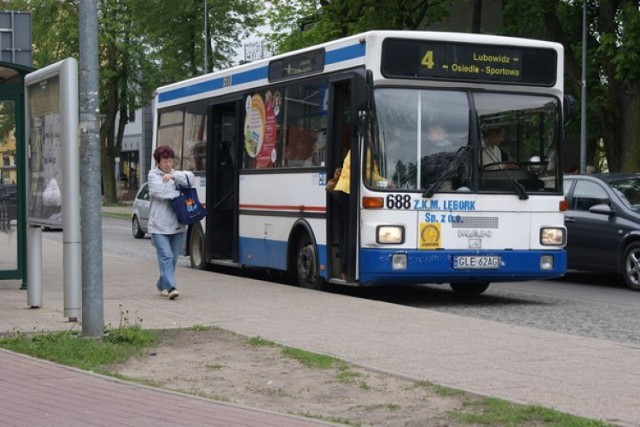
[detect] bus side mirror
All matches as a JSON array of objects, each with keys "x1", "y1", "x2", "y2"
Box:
[{"x1": 563, "y1": 95, "x2": 577, "y2": 126}]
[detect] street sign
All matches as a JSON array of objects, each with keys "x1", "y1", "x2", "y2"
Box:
[{"x1": 0, "y1": 11, "x2": 32, "y2": 67}]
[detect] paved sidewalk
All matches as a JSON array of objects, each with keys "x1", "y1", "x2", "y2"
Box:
[{"x1": 0, "y1": 230, "x2": 639, "y2": 426}]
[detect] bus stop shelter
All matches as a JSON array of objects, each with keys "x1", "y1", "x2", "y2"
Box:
[{"x1": 0, "y1": 61, "x2": 32, "y2": 287}]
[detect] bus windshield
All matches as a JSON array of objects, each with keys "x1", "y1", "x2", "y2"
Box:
[{"x1": 369, "y1": 88, "x2": 561, "y2": 194}]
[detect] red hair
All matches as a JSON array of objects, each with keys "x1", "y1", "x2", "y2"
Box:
[{"x1": 153, "y1": 145, "x2": 175, "y2": 163}]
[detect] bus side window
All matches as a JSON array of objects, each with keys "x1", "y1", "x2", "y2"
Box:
[{"x1": 285, "y1": 127, "x2": 317, "y2": 167}]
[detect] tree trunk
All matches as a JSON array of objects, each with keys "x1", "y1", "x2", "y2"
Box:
[
  {"x1": 621, "y1": 86, "x2": 640, "y2": 172},
  {"x1": 100, "y1": 140, "x2": 117, "y2": 204},
  {"x1": 471, "y1": 0, "x2": 482, "y2": 33}
]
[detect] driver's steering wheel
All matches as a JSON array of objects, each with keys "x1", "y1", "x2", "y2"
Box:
[{"x1": 483, "y1": 162, "x2": 520, "y2": 171}]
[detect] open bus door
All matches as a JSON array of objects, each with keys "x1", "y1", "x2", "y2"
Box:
[
  {"x1": 205, "y1": 101, "x2": 240, "y2": 263},
  {"x1": 326, "y1": 70, "x2": 370, "y2": 284},
  {"x1": 326, "y1": 77, "x2": 357, "y2": 283}
]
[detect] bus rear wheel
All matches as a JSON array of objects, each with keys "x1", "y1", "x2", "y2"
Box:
[
  {"x1": 449, "y1": 282, "x2": 490, "y2": 295},
  {"x1": 294, "y1": 236, "x2": 324, "y2": 290},
  {"x1": 189, "y1": 223, "x2": 206, "y2": 270}
]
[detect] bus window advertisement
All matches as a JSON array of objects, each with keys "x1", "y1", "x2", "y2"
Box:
[{"x1": 244, "y1": 92, "x2": 278, "y2": 168}]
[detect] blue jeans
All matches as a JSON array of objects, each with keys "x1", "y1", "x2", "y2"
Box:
[{"x1": 151, "y1": 232, "x2": 184, "y2": 291}]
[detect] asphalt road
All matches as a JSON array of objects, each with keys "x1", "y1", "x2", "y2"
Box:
[{"x1": 44, "y1": 216, "x2": 640, "y2": 348}]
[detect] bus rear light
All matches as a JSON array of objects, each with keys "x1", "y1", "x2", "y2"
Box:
[
  {"x1": 559, "y1": 199, "x2": 568, "y2": 211},
  {"x1": 540, "y1": 255, "x2": 554, "y2": 270},
  {"x1": 392, "y1": 253, "x2": 407, "y2": 270},
  {"x1": 377, "y1": 225, "x2": 405, "y2": 244},
  {"x1": 540, "y1": 227, "x2": 566, "y2": 246},
  {"x1": 362, "y1": 197, "x2": 384, "y2": 209}
]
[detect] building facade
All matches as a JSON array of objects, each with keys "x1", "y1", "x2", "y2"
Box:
[{"x1": 117, "y1": 103, "x2": 153, "y2": 200}]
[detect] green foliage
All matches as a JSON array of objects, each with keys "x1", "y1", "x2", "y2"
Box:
[
  {"x1": 606, "y1": 2, "x2": 640, "y2": 83},
  {"x1": 7, "y1": 0, "x2": 261, "y2": 202},
  {"x1": 501, "y1": 0, "x2": 640, "y2": 171},
  {"x1": 281, "y1": 346, "x2": 341, "y2": 369},
  {"x1": 0, "y1": 101, "x2": 16, "y2": 138},
  {"x1": 103, "y1": 325, "x2": 155, "y2": 346},
  {"x1": 0, "y1": 327, "x2": 156, "y2": 372},
  {"x1": 5, "y1": 0, "x2": 80, "y2": 66},
  {"x1": 248, "y1": 336, "x2": 277, "y2": 347},
  {"x1": 266, "y1": 0, "x2": 453, "y2": 54},
  {"x1": 131, "y1": 0, "x2": 262, "y2": 81},
  {"x1": 450, "y1": 396, "x2": 613, "y2": 426}
]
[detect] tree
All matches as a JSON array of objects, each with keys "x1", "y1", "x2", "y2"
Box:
[
  {"x1": 7, "y1": 0, "x2": 260, "y2": 202},
  {"x1": 131, "y1": 0, "x2": 262, "y2": 80},
  {"x1": 503, "y1": 0, "x2": 640, "y2": 172},
  {"x1": 265, "y1": 0, "x2": 453, "y2": 54}
]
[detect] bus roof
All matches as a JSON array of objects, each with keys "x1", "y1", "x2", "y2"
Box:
[{"x1": 155, "y1": 30, "x2": 563, "y2": 108}]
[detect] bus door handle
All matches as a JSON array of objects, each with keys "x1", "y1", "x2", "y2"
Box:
[{"x1": 564, "y1": 216, "x2": 576, "y2": 223}]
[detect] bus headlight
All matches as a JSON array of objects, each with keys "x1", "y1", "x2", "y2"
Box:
[
  {"x1": 540, "y1": 227, "x2": 566, "y2": 246},
  {"x1": 377, "y1": 225, "x2": 405, "y2": 244}
]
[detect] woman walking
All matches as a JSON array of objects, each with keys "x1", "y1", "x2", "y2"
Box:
[{"x1": 147, "y1": 145, "x2": 195, "y2": 300}]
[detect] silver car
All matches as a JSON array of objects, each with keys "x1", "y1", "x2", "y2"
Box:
[{"x1": 131, "y1": 182, "x2": 150, "y2": 238}]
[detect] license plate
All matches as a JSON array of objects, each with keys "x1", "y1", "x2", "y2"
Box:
[{"x1": 453, "y1": 256, "x2": 500, "y2": 269}]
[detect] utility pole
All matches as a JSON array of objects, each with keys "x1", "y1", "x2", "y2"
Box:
[
  {"x1": 204, "y1": 0, "x2": 208, "y2": 73},
  {"x1": 580, "y1": 0, "x2": 588, "y2": 173},
  {"x1": 79, "y1": 0, "x2": 104, "y2": 337}
]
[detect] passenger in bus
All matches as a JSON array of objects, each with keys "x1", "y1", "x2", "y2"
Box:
[
  {"x1": 333, "y1": 150, "x2": 351, "y2": 281},
  {"x1": 147, "y1": 145, "x2": 196, "y2": 300},
  {"x1": 424, "y1": 123, "x2": 454, "y2": 154},
  {"x1": 334, "y1": 149, "x2": 389, "y2": 281}
]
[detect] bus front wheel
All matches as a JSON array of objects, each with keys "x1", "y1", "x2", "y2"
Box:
[
  {"x1": 189, "y1": 223, "x2": 206, "y2": 270},
  {"x1": 449, "y1": 282, "x2": 490, "y2": 295},
  {"x1": 294, "y1": 236, "x2": 324, "y2": 290}
]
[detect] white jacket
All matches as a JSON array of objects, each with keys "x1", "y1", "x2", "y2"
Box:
[{"x1": 147, "y1": 167, "x2": 195, "y2": 235}]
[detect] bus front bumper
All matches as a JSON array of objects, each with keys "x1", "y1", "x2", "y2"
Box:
[{"x1": 358, "y1": 248, "x2": 567, "y2": 286}]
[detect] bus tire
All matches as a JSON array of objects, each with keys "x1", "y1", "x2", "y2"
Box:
[
  {"x1": 449, "y1": 282, "x2": 490, "y2": 295},
  {"x1": 294, "y1": 235, "x2": 324, "y2": 290},
  {"x1": 189, "y1": 223, "x2": 206, "y2": 270}
]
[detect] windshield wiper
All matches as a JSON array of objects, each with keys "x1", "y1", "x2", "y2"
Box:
[
  {"x1": 480, "y1": 145, "x2": 528, "y2": 200},
  {"x1": 486, "y1": 161, "x2": 529, "y2": 200},
  {"x1": 422, "y1": 146, "x2": 470, "y2": 198}
]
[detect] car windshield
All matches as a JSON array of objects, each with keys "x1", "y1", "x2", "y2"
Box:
[
  {"x1": 368, "y1": 88, "x2": 561, "y2": 194},
  {"x1": 611, "y1": 178, "x2": 640, "y2": 209}
]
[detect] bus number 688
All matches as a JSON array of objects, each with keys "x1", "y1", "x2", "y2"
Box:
[{"x1": 386, "y1": 194, "x2": 411, "y2": 209}]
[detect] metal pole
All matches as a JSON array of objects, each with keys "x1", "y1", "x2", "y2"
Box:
[
  {"x1": 26, "y1": 226, "x2": 42, "y2": 308},
  {"x1": 60, "y1": 58, "x2": 81, "y2": 322},
  {"x1": 204, "y1": 0, "x2": 208, "y2": 73},
  {"x1": 580, "y1": 0, "x2": 588, "y2": 173},
  {"x1": 79, "y1": 0, "x2": 104, "y2": 337}
]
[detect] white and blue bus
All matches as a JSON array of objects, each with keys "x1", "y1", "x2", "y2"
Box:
[{"x1": 152, "y1": 30, "x2": 569, "y2": 294}]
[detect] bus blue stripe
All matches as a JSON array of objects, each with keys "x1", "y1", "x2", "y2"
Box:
[
  {"x1": 232, "y1": 66, "x2": 269, "y2": 85},
  {"x1": 158, "y1": 43, "x2": 365, "y2": 104},
  {"x1": 238, "y1": 236, "x2": 328, "y2": 280},
  {"x1": 325, "y1": 43, "x2": 366, "y2": 64},
  {"x1": 158, "y1": 78, "x2": 224, "y2": 102}
]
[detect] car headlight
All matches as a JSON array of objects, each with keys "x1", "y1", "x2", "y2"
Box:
[
  {"x1": 377, "y1": 225, "x2": 405, "y2": 244},
  {"x1": 540, "y1": 227, "x2": 566, "y2": 246}
]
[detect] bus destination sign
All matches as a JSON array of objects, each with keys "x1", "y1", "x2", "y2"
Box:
[
  {"x1": 381, "y1": 39, "x2": 557, "y2": 86},
  {"x1": 269, "y1": 48, "x2": 325, "y2": 82}
]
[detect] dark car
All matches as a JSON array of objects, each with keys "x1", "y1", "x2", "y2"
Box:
[{"x1": 563, "y1": 173, "x2": 640, "y2": 290}]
